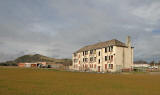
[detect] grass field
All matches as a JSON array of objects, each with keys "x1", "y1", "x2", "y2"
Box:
[{"x1": 0, "y1": 67, "x2": 160, "y2": 95}]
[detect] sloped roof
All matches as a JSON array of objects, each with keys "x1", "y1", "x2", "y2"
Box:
[{"x1": 75, "y1": 39, "x2": 127, "y2": 53}]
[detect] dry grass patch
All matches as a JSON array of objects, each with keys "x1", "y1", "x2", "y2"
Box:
[{"x1": 0, "y1": 67, "x2": 160, "y2": 95}]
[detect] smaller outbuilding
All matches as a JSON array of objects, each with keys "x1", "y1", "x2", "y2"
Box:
[
  {"x1": 133, "y1": 61, "x2": 150, "y2": 72},
  {"x1": 18, "y1": 62, "x2": 47, "y2": 68}
]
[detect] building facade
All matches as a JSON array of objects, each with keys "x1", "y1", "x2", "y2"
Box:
[{"x1": 72, "y1": 36, "x2": 134, "y2": 72}]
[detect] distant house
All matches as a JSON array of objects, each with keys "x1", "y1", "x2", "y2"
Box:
[
  {"x1": 18, "y1": 62, "x2": 47, "y2": 68},
  {"x1": 18, "y1": 62, "x2": 67, "y2": 69},
  {"x1": 18, "y1": 63, "x2": 25, "y2": 67},
  {"x1": 72, "y1": 36, "x2": 134, "y2": 72},
  {"x1": 133, "y1": 61, "x2": 150, "y2": 68}
]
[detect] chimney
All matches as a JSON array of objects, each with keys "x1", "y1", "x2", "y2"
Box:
[{"x1": 126, "y1": 36, "x2": 131, "y2": 47}]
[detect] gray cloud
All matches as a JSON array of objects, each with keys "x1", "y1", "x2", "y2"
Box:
[{"x1": 0, "y1": 0, "x2": 160, "y2": 62}]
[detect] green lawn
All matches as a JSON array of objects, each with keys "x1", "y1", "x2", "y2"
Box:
[{"x1": 0, "y1": 67, "x2": 160, "y2": 95}]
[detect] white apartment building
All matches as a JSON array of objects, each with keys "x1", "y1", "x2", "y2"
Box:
[{"x1": 72, "y1": 36, "x2": 134, "y2": 72}]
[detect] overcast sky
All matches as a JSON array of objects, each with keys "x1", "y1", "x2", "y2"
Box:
[{"x1": 0, "y1": 0, "x2": 160, "y2": 62}]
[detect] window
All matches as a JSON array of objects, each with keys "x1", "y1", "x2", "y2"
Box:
[
  {"x1": 105, "y1": 56, "x2": 108, "y2": 61},
  {"x1": 90, "y1": 50, "x2": 93, "y2": 54},
  {"x1": 90, "y1": 64, "x2": 93, "y2": 68},
  {"x1": 111, "y1": 55, "x2": 113, "y2": 61},
  {"x1": 94, "y1": 64, "x2": 96, "y2": 68},
  {"x1": 109, "y1": 56, "x2": 110, "y2": 60},
  {"x1": 105, "y1": 48, "x2": 107, "y2": 53},
  {"x1": 98, "y1": 59, "x2": 100, "y2": 64},
  {"x1": 90, "y1": 57, "x2": 94, "y2": 62},
  {"x1": 108, "y1": 46, "x2": 113, "y2": 52},
  {"x1": 85, "y1": 58, "x2": 88, "y2": 62},
  {"x1": 98, "y1": 51, "x2": 100, "y2": 56},
  {"x1": 94, "y1": 57, "x2": 96, "y2": 62},
  {"x1": 109, "y1": 64, "x2": 113, "y2": 69},
  {"x1": 85, "y1": 51, "x2": 88, "y2": 55},
  {"x1": 83, "y1": 58, "x2": 88, "y2": 62},
  {"x1": 83, "y1": 51, "x2": 85, "y2": 56},
  {"x1": 110, "y1": 46, "x2": 113, "y2": 52},
  {"x1": 105, "y1": 64, "x2": 107, "y2": 69}
]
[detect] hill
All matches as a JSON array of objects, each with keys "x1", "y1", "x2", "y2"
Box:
[
  {"x1": 15, "y1": 54, "x2": 56, "y2": 63},
  {"x1": 0, "y1": 54, "x2": 72, "y2": 66}
]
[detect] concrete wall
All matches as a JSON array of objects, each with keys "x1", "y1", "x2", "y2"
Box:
[{"x1": 115, "y1": 46, "x2": 133, "y2": 71}]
